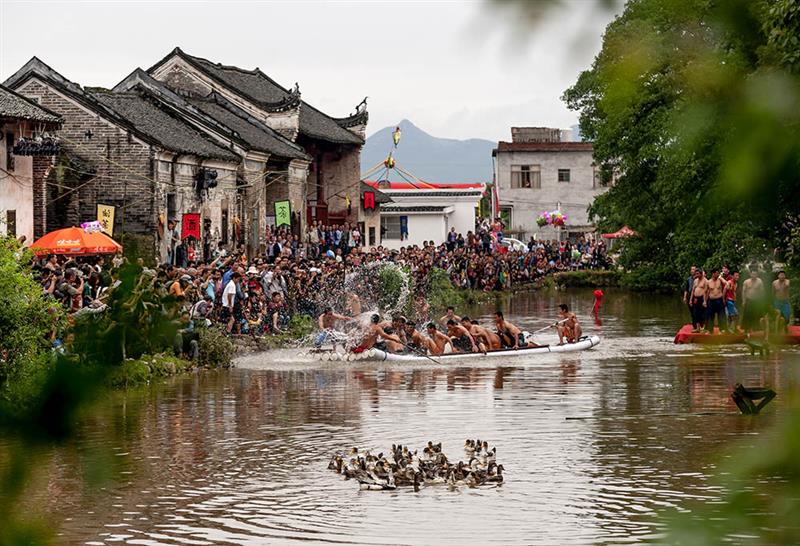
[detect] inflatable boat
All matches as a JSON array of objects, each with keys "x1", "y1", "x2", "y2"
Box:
[
  {"x1": 308, "y1": 335, "x2": 601, "y2": 362},
  {"x1": 674, "y1": 324, "x2": 800, "y2": 345}
]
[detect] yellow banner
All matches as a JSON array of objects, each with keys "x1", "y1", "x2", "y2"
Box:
[
  {"x1": 97, "y1": 203, "x2": 115, "y2": 236},
  {"x1": 275, "y1": 200, "x2": 291, "y2": 227}
]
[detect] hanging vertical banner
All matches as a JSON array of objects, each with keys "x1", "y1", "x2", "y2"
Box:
[
  {"x1": 182, "y1": 213, "x2": 201, "y2": 240},
  {"x1": 96, "y1": 204, "x2": 115, "y2": 236},
  {"x1": 399, "y1": 215, "x2": 409, "y2": 240},
  {"x1": 363, "y1": 191, "x2": 376, "y2": 211},
  {"x1": 274, "y1": 200, "x2": 291, "y2": 227}
]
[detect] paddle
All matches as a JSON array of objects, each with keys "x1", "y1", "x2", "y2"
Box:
[
  {"x1": 529, "y1": 318, "x2": 569, "y2": 336},
  {"x1": 397, "y1": 338, "x2": 443, "y2": 365}
]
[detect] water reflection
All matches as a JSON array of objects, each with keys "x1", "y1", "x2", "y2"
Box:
[{"x1": 4, "y1": 289, "x2": 800, "y2": 545}]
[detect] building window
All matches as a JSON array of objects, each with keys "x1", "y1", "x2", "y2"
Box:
[
  {"x1": 592, "y1": 165, "x2": 601, "y2": 189},
  {"x1": 158, "y1": 160, "x2": 172, "y2": 174},
  {"x1": 5, "y1": 210, "x2": 16, "y2": 236},
  {"x1": 558, "y1": 169, "x2": 571, "y2": 183},
  {"x1": 511, "y1": 165, "x2": 540, "y2": 189},
  {"x1": 5, "y1": 132, "x2": 15, "y2": 171},
  {"x1": 381, "y1": 216, "x2": 402, "y2": 240},
  {"x1": 177, "y1": 163, "x2": 192, "y2": 176},
  {"x1": 166, "y1": 193, "x2": 177, "y2": 223},
  {"x1": 244, "y1": 159, "x2": 264, "y2": 171}
]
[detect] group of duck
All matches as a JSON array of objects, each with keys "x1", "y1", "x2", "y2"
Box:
[{"x1": 328, "y1": 439, "x2": 505, "y2": 491}]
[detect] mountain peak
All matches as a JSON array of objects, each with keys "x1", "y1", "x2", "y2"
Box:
[{"x1": 362, "y1": 122, "x2": 494, "y2": 183}]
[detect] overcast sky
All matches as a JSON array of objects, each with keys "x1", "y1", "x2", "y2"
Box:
[{"x1": 0, "y1": 1, "x2": 619, "y2": 142}]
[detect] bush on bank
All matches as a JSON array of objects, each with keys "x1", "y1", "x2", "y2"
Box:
[
  {"x1": 552, "y1": 270, "x2": 622, "y2": 288},
  {"x1": 108, "y1": 353, "x2": 194, "y2": 388}
]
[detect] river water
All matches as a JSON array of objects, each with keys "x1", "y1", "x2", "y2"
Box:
[{"x1": 12, "y1": 289, "x2": 800, "y2": 545}]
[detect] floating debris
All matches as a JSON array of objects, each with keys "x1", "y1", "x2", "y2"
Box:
[{"x1": 328, "y1": 440, "x2": 505, "y2": 491}]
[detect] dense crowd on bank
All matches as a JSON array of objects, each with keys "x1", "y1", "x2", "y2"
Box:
[{"x1": 30, "y1": 221, "x2": 611, "y2": 338}]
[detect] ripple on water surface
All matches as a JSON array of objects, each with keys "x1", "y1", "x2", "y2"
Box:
[{"x1": 14, "y1": 289, "x2": 800, "y2": 545}]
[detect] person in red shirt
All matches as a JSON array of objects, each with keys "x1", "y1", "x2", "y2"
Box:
[{"x1": 722, "y1": 265, "x2": 739, "y2": 332}]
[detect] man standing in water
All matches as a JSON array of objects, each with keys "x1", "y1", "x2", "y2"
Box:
[
  {"x1": 742, "y1": 268, "x2": 766, "y2": 332},
  {"x1": 439, "y1": 306, "x2": 461, "y2": 325},
  {"x1": 773, "y1": 271, "x2": 791, "y2": 329}
]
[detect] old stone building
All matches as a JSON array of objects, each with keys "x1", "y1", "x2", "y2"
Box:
[
  {"x1": 0, "y1": 84, "x2": 62, "y2": 242},
  {"x1": 3, "y1": 49, "x2": 369, "y2": 260},
  {"x1": 4, "y1": 57, "x2": 240, "y2": 262},
  {"x1": 146, "y1": 48, "x2": 367, "y2": 232},
  {"x1": 493, "y1": 127, "x2": 607, "y2": 240}
]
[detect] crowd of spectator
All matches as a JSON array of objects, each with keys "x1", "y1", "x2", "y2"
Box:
[{"x1": 31, "y1": 219, "x2": 611, "y2": 338}]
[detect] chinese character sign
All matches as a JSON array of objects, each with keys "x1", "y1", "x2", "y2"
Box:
[
  {"x1": 96, "y1": 204, "x2": 115, "y2": 236},
  {"x1": 275, "y1": 200, "x2": 291, "y2": 227},
  {"x1": 182, "y1": 213, "x2": 201, "y2": 240}
]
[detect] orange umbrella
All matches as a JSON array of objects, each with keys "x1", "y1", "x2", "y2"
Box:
[{"x1": 31, "y1": 226, "x2": 123, "y2": 256}]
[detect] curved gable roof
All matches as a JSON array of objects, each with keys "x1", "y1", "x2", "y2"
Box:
[{"x1": 150, "y1": 48, "x2": 364, "y2": 146}]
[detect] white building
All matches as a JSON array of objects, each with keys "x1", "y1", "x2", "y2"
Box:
[
  {"x1": 0, "y1": 84, "x2": 62, "y2": 242},
  {"x1": 362, "y1": 180, "x2": 484, "y2": 249},
  {"x1": 492, "y1": 127, "x2": 608, "y2": 241}
]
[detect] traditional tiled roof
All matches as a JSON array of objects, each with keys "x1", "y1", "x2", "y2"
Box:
[
  {"x1": 494, "y1": 141, "x2": 593, "y2": 153},
  {"x1": 150, "y1": 48, "x2": 364, "y2": 145},
  {"x1": 363, "y1": 180, "x2": 485, "y2": 191},
  {"x1": 187, "y1": 94, "x2": 310, "y2": 161},
  {"x1": 0, "y1": 83, "x2": 62, "y2": 124},
  {"x1": 5, "y1": 57, "x2": 237, "y2": 162},
  {"x1": 92, "y1": 91, "x2": 238, "y2": 161}
]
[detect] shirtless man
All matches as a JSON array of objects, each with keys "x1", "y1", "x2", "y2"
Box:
[
  {"x1": 705, "y1": 269, "x2": 729, "y2": 333},
  {"x1": 353, "y1": 314, "x2": 403, "y2": 353},
  {"x1": 461, "y1": 316, "x2": 501, "y2": 351},
  {"x1": 439, "y1": 306, "x2": 461, "y2": 325},
  {"x1": 403, "y1": 321, "x2": 428, "y2": 354},
  {"x1": 446, "y1": 319, "x2": 479, "y2": 353},
  {"x1": 425, "y1": 322, "x2": 452, "y2": 355},
  {"x1": 494, "y1": 311, "x2": 527, "y2": 349},
  {"x1": 773, "y1": 271, "x2": 791, "y2": 328},
  {"x1": 741, "y1": 268, "x2": 766, "y2": 332},
  {"x1": 556, "y1": 304, "x2": 583, "y2": 345},
  {"x1": 690, "y1": 268, "x2": 708, "y2": 332},
  {"x1": 315, "y1": 307, "x2": 351, "y2": 348}
]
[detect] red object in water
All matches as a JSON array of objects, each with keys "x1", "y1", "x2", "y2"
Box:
[
  {"x1": 592, "y1": 289, "x2": 604, "y2": 315},
  {"x1": 673, "y1": 324, "x2": 800, "y2": 344}
]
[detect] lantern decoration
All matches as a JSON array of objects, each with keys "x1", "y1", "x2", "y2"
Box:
[
  {"x1": 392, "y1": 126, "x2": 402, "y2": 147},
  {"x1": 536, "y1": 210, "x2": 568, "y2": 228}
]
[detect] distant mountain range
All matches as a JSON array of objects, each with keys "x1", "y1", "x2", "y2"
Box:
[{"x1": 361, "y1": 119, "x2": 495, "y2": 184}]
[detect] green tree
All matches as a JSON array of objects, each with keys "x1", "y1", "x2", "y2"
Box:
[{"x1": 563, "y1": 0, "x2": 800, "y2": 288}]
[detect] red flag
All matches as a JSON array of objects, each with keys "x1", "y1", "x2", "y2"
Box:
[
  {"x1": 363, "y1": 191, "x2": 376, "y2": 210},
  {"x1": 182, "y1": 213, "x2": 200, "y2": 240}
]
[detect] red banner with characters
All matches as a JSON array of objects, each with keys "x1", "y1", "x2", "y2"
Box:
[
  {"x1": 181, "y1": 213, "x2": 201, "y2": 240},
  {"x1": 363, "y1": 191, "x2": 376, "y2": 211}
]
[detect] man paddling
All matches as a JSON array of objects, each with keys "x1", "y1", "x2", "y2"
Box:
[
  {"x1": 446, "y1": 319, "x2": 479, "y2": 353},
  {"x1": 425, "y1": 322, "x2": 452, "y2": 355},
  {"x1": 352, "y1": 314, "x2": 403, "y2": 353},
  {"x1": 315, "y1": 307, "x2": 352, "y2": 348},
  {"x1": 556, "y1": 304, "x2": 582, "y2": 345},
  {"x1": 461, "y1": 316, "x2": 501, "y2": 351},
  {"x1": 494, "y1": 311, "x2": 527, "y2": 349}
]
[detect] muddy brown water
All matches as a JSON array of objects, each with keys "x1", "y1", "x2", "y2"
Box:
[{"x1": 8, "y1": 288, "x2": 800, "y2": 545}]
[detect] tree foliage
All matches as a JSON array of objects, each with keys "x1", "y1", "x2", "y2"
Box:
[{"x1": 564, "y1": 0, "x2": 800, "y2": 288}]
